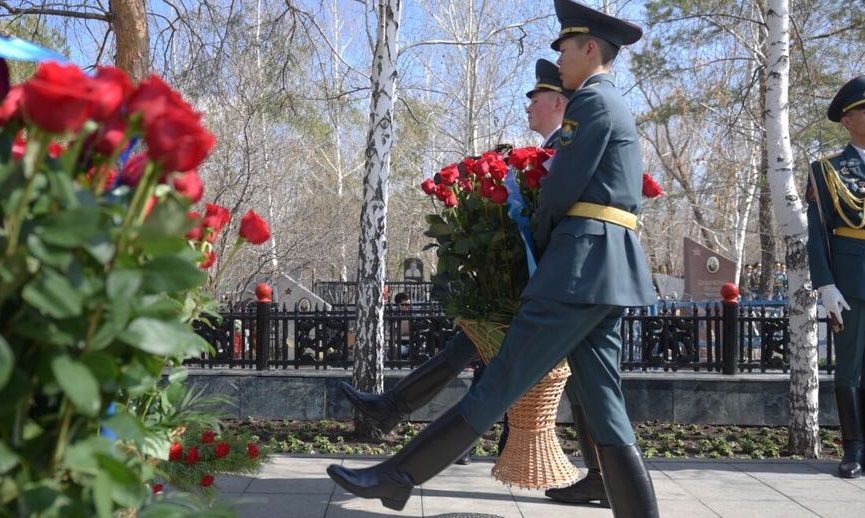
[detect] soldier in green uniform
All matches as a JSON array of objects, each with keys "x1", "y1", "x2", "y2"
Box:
[
  {"x1": 338, "y1": 57, "x2": 581, "y2": 468},
  {"x1": 805, "y1": 75, "x2": 865, "y2": 479},
  {"x1": 327, "y1": 1, "x2": 658, "y2": 516}
]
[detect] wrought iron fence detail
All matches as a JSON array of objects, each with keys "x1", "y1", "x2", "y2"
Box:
[{"x1": 187, "y1": 300, "x2": 835, "y2": 373}]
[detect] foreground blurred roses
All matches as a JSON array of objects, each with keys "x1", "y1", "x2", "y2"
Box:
[{"x1": 0, "y1": 59, "x2": 269, "y2": 517}]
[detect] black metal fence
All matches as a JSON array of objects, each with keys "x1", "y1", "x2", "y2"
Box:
[{"x1": 187, "y1": 299, "x2": 836, "y2": 374}]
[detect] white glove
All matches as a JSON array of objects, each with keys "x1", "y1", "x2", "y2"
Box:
[{"x1": 818, "y1": 284, "x2": 850, "y2": 327}]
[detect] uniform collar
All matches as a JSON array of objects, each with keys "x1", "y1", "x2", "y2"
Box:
[
  {"x1": 542, "y1": 126, "x2": 561, "y2": 148},
  {"x1": 578, "y1": 72, "x2": 610, "y2": 90}
]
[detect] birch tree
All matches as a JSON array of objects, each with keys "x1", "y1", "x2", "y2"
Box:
[
  {"x1": 352, "y1": 0, "x2": 401, "y2": 436},
  {"x1": 765, "y1": 0, "x2": 820, "y2": 456}
]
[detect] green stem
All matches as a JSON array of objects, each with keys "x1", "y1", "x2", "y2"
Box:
[
  {"x1": 3, "y1": 132, "x2": 51, "y2": 257},
  {"x1": 52, "y1": 399, "x2": 73, "y2": 469}
]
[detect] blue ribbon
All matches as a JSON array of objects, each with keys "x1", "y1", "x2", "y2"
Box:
[
  {"x1": 0, "y1": 35, "x2": 68, "y2": 62},
  {"x1": 504, "y1": 169, "x2": 537, "y2": 276}
]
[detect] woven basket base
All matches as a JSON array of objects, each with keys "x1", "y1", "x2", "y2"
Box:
[
  {"x1": 491, "y1": 365, "x2": 580, "y2": 489},
  {"x1": 455, "y1": 318, "x2": 578, "y2": 488}
]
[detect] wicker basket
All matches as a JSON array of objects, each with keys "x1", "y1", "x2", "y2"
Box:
[{"x1": 456, "y1": 318, "x2": 580, "y2": 489}]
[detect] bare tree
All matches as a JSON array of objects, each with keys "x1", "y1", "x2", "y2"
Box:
[{"x1": 352, "y1": 0, "x2": 401, "y2": 436}]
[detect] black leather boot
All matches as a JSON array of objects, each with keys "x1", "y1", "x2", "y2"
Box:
[
  {"x1": 327, "y1": 406, "x2": 479, "y2": 510},
  {"x1": 835, "y1": 386, "x2": 864, "y2": 478},
  {"x1": 339, "y1": 352, "x2": 456, "y2": 433},
  {"x1": 596, "y1": 443, "x2": 659, "y2": 518},
  {"x1": 455, "y1": 448, "x2": 473, "y2": 465},
  {"x1": 545, "y1": 404, "x2": 609, "y2": 507}
]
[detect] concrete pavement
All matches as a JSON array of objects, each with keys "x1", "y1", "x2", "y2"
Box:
[{"x1": 216, "y1": 454, "x2": 865, "y2": 517}]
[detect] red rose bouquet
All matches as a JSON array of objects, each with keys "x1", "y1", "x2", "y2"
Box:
[{"x1": 421, "y1": 144, "x2": 554, "y2": 324}]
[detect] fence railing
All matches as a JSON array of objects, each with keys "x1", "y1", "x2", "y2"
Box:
[{"x1": 187, "y1": 299, "x2": 835, "y2": 374}]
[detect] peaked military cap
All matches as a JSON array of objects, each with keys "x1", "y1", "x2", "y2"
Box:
[
  {"x1": 525, "y1": 58, "x2": 574, "y2": 98},
  {"x1": 551, "y1": 0, "x2": 643, "y2": 51},
  {"x1": 828, "y1": 75, "x2": 865, "y2": 122}
]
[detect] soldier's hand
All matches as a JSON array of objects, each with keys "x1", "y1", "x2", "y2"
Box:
[{"x1": 817, "y1": 284, "x2": 850, "y2": 327}]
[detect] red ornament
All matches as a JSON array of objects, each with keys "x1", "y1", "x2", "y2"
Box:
[
  {"x1": 720, "y1": 282, "x2": 739, "y2": 302},
  {"x1": 255, "y1": 282, "x2": 272, "y2": 302}
]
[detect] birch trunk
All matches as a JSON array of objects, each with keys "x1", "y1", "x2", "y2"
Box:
[
  {"x1": 352, "y1": 0, "x2": 401, "y2": 436},
  {"x1": 764, "y1": 0, "x2": 820, "y2": 457}
]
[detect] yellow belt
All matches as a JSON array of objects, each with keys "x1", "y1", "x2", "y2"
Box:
[
  {"x1": 834, "y1": 226, "x2": 865, "y2": 240},
  {"x1": 566, "y1": 201, "x2": 638, "y2": 230}
]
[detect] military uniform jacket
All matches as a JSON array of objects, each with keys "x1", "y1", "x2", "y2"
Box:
[
  {"x1": 806, "y1": 144, "x2": 865, "y2": 301},
  {"x1": 522, "y1": 73, "x2": 655, "y2": 306}
]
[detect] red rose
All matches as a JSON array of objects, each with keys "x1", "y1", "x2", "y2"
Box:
[
  {"x1": 461, "y1": 156, "x2": 478, "y2": 177},
  {"x1": 469, "y1": 157, "x2": 488, "y2": 177},
  {"x1": 239, "y1": 210, "x2": 271, "y2": 244},
  {"x1": 481, "y1": 152, "x2": 508, "y2": 180},
  {"x1": 185, "y1": 211, "x2": 203, "y2": 240},
  {"x1": 457, "y1": 177, "x2": 474, "y2": 192},
  {"x1": 47, "y1": 141, "x2": 64, "y2": 158},
  {"x1": 86, "y1": 165, "x2": 117, "y2": 192},
  {"x1": 20, "y1": 61, "x2": 97, "y2": 133},
  {"x1": 479, "y1": 177, "x2": 496, "y2": 198},
  {"x1": 523, "y1": 166, "x2": 547, "y2": 189},
  {"x1": 91, "y1": 65, "x2": 134, "y2": 122},
  {"x1": 168, "y1": 441, "x2": 183, "y2": 461},
  {"x1": 247, "y1": 443, "x2": 260, "y2": 458},
  {"x1": 93, "y1": 114, "x2": 129, "y2": 155},
  {"x1": 438, "y1": 164, "x2": 459, "y2": 186},
  {"x1": 420, "y1": 178, "x2": 437, "y2": 195},
  {"x1": 200, "y1": 474, "x2": 215, "y2": 487},
  {"x1": 215, "y1": 441, "x2": 230, "y2": 458},
  {"x1": 642, "y1": 172, "x2": 664, "y2": 198},
  {"x1": 507, "y1": 146, "x2": 536, "y2": 170},
  {"x1": 537, "y1": 147, "x2": 555, "y2": 163},
  {"x1": 120, "y1": 152, "x2": 149, "y2": 187},
  {"x1": 202, "y1": 202, "x2": 231, "y2": 231},
  {"x1": 488, "y1": 184, "x2": 508, "y2": 204},
  {"x1": 201, "y1": 429, "x2": 215, "y2": 444},
  {"x1": 11, "y1": 131, "x2": 25, "y2": 161},
  {"x1": 144, "y1": 108, "x2": 216, "y2": 173},
  {"x1": 199, "y1": 249, "x2": 216, "y2": 269},
  {"x1": 173, "y1": 169, "x2": 205, "y2": 202},
  {"x1": 185, "y1": 446, "x2": 200, "y2": 465},
  {"x1": 0, "y1": 85, "x2": 23, "y2": 125},
  {"x1": 127, "y1": 74, "x2": 192, "y2": 126}
]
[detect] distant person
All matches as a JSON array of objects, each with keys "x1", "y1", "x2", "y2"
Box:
[
  {"x1": 805, "y1": 75, "x2": 865, "y2": 479},
  {"x1": 393, "y1": 292, "x2": 412, "y2": 360}
]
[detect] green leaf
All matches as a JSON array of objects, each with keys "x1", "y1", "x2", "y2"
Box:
[
  {"x1": 25, "y1": 234, "x2": 72, "y2": 268},
  {"x1": 93, "y1": 471, "x2": 113, "y2": 518},
  {"x1": 107, "y1": 269, "x2": 143, "y2": 300},
  {"x1": 21, "y1": 268, "x2": 83, "y2": 319},
  {"x1": 0, "y1": 335, "x2": 12, "y2": 391},
  {"x1": 96, "y1": 454, "x2": 145, "y2": 507},
  {"x1": 35, "y1": 206, "x2": 106, "y2": 247},
  {"x1": 141, "y1": 255, "x2": 206, "y2": 294},
  {"x1": 101, "y1": 413, "x2": 144, "y2": 444},
  {"x1": 119, "y1": 318, "x2": 210, "y2": 357},
  {"x1": 81, "y1": 352, "x2": 119, "y2": 388},
  {"x1": 138, "y1": 196, "x2": 195, "y2": 244},
  {"x1": 0, "y1": 441, "x2": 19, "y2": 474},
  {"x1": 51, "y1": 355, "x2": 101, "y2": 417}
]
